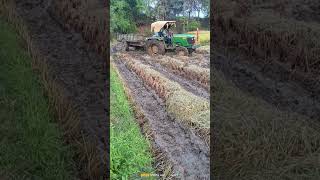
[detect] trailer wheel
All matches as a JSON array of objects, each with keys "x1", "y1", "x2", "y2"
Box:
[
  {"x1": 176, "y1": 46, "x2": 188, "y2": 56},
  {"x1": 146, "y1": 40, "x2": 165, "y2": 56}
]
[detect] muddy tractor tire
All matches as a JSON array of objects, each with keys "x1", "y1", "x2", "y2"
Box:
[
  {"x1": 146, "y1": 40, "x2": 165, "y2": 56},
  {"x1": 176, "y1": 46, "x2": 188, "y2": 56},
  {"x1": 125, "y1": 42, "x2": 129, "y2": 51}
]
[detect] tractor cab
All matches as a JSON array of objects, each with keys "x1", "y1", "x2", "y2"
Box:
[{"x1": 151, "y1": 21, "x2": 176, "y2": 46}]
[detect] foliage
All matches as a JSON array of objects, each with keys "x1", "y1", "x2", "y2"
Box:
[
  {"x1": 0, "y1": 19, "x2": 75, "y2": 179},
  {"x1": 110, "y1": 0, "x2": 146, "y2": 33},
  {"x1": 110, "y1": 65, "x2": 154, "y2": 179},
  {"x1": 187, "y1": 20, "x2": 201, "y2": 31},
  {"x1": 111, "y1": 0, "x2": 210, "y2": 33}
]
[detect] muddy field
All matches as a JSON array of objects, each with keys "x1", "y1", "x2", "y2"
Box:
[
  {"x1": 212, "y1": 0, "x2": 320, "y2": 178},
  {"x1": 213, "y1": 49, "x2": 320, "y2": 121},
  {"x1": 214, "y1": 0, "x2": 320, "y2": 122},
  {"x1": 13, "y1": 0, "x2": 108, "y2": 178},
  {"x1": 111, "y1": 47, "x2": 210, "y2": 179}
]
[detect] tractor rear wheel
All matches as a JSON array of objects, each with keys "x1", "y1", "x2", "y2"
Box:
[
  {"x1": 176, "y1": 46, "x2": 188, "y2": 56},
  {"x1": 125, "y1": 42, "x2": 129, "y2": 51},
  {"x1": 146, "y1": 40, "x2": 165, "y2": 56}
]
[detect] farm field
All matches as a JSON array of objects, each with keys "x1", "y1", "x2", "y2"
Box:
[
  {"x1": 1, "y1": 0, "x2": 108, "y2": 178},
  {"x1": 111, "y1": 46, "x2": 210, "y2": 178},
  {"x1": 213, "y1": 0, "x2": 320, "y2": 178},
  {"x1": 0, "y1": 18, "x2": 76, "y2": 180}
]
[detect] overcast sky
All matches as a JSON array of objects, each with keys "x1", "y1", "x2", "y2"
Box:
[{"x1": 148, "y1": 2, "x2": 208, "y2": 18}]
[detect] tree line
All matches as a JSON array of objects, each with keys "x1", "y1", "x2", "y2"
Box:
[{"x1": 111, "y1": 0, "x2": 210, "y2": 34}]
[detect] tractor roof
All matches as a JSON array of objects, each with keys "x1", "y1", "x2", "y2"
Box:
[{"x1": 151, "y1": 21, "x2": 176, "y2": 33}]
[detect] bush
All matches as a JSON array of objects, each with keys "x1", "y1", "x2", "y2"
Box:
[{"x1": 187, "y1": 20, "x2": 201, "y2": 31}]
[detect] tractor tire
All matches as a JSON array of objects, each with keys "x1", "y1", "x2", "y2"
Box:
[
  {"x1": 188, "y1": 48, "x2": 194, "y2": 55},
  {"x1": 146, "y1": 40, "x2": 165, "y2": 56},
  {"x1": 125, "y1": 42, "x2": 129, "y2": 51},
  {"x1": 176, "y1": 46, "x2": 188, "y2": 56}
]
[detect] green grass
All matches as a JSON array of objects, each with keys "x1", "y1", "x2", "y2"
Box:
[
  {"x1": 110, "y1": 65, "x2": 154, "y2": 179},
  {"x1": 0, "y1": 19, "x2": 76, "y2": 179},
  {"x1": 187, "y1": 31, "x2": 210, "y2": 45}
]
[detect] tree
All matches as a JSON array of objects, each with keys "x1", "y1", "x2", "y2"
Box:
[
  {"x1": 110, "y1": 0, "x2": 147, "y2": 33},
  {"x1": 201, "y1": 0, "x2": 210, "y2": 17}
]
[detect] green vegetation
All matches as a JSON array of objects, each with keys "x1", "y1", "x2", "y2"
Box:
[
  {"x1": 110, "y1": 0, "x2": 145, "y2": 33},
  {"x1": 0, "y1": 19, "x2": 75, "y2": 179},
  {"x1": 186, "y1": 20, "x2": 201, "y2": 31},
  {"x1": 111, "y1": 0, "x2": 209, "y2": 34},
  {"x1": 110, "y1": 65, "x2": 154, "y2": 179}
]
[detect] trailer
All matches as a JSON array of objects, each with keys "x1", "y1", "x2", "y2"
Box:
[
  {"x1": 116, "y1": 33, "x2": 146, "y2": 51},
  {"x1": 116, "y1": 21, "x2": 199, "y2": 56}
]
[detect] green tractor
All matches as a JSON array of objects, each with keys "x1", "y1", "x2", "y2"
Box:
[
  {"x1": 146, "y1": 21, "x2": 199, "y2": 56},
  {"x1": 117, "y1": 21, "x2": 199, "y2": 56}
]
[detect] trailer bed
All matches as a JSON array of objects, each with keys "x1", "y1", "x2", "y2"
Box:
[{"x1": 116, "y1": 33, "x2": 146, "y2": 47}]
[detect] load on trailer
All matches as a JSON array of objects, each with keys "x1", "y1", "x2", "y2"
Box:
[{"x1": 117, "y1": 21, "x2": 199, "y2": 56}]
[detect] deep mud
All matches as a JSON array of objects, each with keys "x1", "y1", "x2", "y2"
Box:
[
  {"x1": 126, "y1": 51, "x2": 210, "y2": 100},
  {"x1": 213, "y1": 50, "x2": 320, "y2": 121},
  {"x1": 15, "y1": 0, "x2": 107, "y2": 177},
  {"x1": 113, "y1": 57, "x2": 210, "y2": 179}
]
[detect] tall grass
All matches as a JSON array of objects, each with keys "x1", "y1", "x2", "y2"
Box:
[
  {"x1": 110, "y1": 65, "x2": 154, "y2": 179},
  {"x1": 0, "y1": 19, "x2": 76, "y2": 179}
]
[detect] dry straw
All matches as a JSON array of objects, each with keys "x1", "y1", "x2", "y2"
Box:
[
  {"x1": 215, "y1": 1, "x2": 320, "y2": 76},
  {"x1": 143, "y1": 55, "x2": 210, "y2": 90}
]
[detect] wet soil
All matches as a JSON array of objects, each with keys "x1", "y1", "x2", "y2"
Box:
[
  {"x1": 113, "y1": 56, "x2": 210, "y2": 179},
  {"x1": 172, "y1": 53, "x2": 210, "y2": 69},
  {"x1": 15, "y1": 0, "x2": 107, "y2": 176},
  {"x1": 213, "y1": 50, "x2": 320, "y2": 121},
  {"x1": 127, "y1": 51, "x2": 210, "y2": 100}
]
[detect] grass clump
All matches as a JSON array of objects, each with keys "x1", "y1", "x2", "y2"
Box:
[
  {"x1": 110, "y1": 65, "x2": 154, "y2": 179},
  {"x1": 0, "y1": 19, "x2": 76, "y2": 179}
]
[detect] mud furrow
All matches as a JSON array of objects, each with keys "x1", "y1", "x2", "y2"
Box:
[
  {"x1": 127, "y1": 52, "x2": 210, "y2": 100},
  {"x1": 213, "y1": 51, "x2": 320, "y2": 121},
  {"x1": 113, "y1": 58, "x2": 210, "y2": 179}
]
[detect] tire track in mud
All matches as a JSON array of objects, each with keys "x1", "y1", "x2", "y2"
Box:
[
  {"x1": 15, "y1": 0, "x2": 107, "y2": 177},
  {"x1": 213, "y1": 51, "x2": 320, "y2": 121},
  {"x1": 171, "y1": 53, "x2": 210, "y2": 69},
  {"x1": 113, "y1": 56, "x2": 210, "y2": 179},
  {"x1": 127, "y1": 52, "x2": 210, "y2": 100}
]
